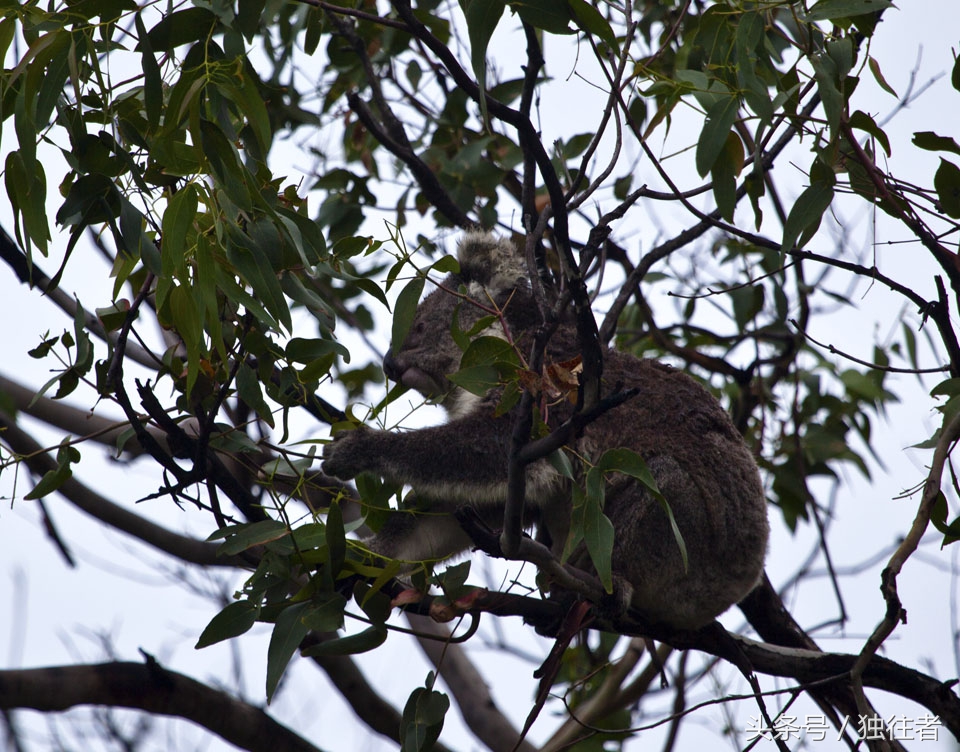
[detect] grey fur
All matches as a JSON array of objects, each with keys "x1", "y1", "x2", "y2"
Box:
[{"x1": 322, "y1": 231, "x2": 769, "y2": 629}]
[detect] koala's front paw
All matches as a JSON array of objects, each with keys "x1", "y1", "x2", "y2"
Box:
[{"x1": 321, "y1": 426, "x2": 372, "y2": 480}]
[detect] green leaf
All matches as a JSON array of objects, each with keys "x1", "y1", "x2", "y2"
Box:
[
  {"x1": 226, "y1": 240, "x2": 292, "y2": 332},
  {"x1": 266, "y1": 602, "x2": 312, "y2": 702},
  {"x1": 811, "y1": 53, "x2": 842, "y2": 137},
  {"x1": 430, "y1": 255, "x2": 460, "y2": 274},
  {"x1": 56, "y1": 174, "x2": 120, "y2": 227},
  {"x1": 696, "y1": 95, "x2": 739, "y2": 177},
  {"x1": 400, "y1": 673, "x2": 450, "y2": 752},
  {"x1": 5, "y1": 151, "x2": 51, "y2": 255},
  {"x1": 326, "y1": 501, "x2": 346, "y2": 581},
  {"x1": 301, "y1": 594, "x2": 348, "y2": 633},
  {"x1": 568, "y1": 0, "x2": 617, "y2": 50},
  {"x1": 710, "y1": 132, "x2": 744, "y2": 221},
  {"x1": 96, "y1": 301, "x2": 132, "y2": 333},
  {"x1": 582, "y1": 485, "x2": 615, "y2": 593},
  {"x1": 220, "y1": 73, "x2": 273, "y2": 156},
  {"x1": 458, "y1": 335, "x2": 519, "y2": 369},
  {"x1": 195, "y1": 601, "x2": 259, "y2": 648},
  {"x1": 436, "y1": 560, "x2": 471, "y2": 598},
  {"x1": 868, "y1": 56, "x2": 898, "y2": 98},
  {"x1": 217, "y1": 519, "x2": 288, "y2": 554},
  {"x1": 449, "y1": 336, "x2": 520, "y2": 395},
  {"x1": 24, "y1": 442, "x2": 80, "y2": 500},
  {"x1": 237, "y1": 0, "x2": 267, "y2": 41},
  {"x1": 285, "y1": 337, "x2": 350, "y2": 364},
  {"x1": 167, "y1": 284, "x2": 203, "y2": 396},
  {"x1": 28, "y1": 336, "x2": 59, "y2": 359},
  {"x1": 781, "y1": 177, "x2": 835, "y2": 252},
  {"x1": 913, "y1": 132, "x2": 960, "y2": 158},
  {"x1": 931, "y1": 491, "x2": 960, "y2": 546},
  {"x1": 931, "y1": 378, "x2": 960, "y2": 399},
  {"x1": 730, "y1": 284, "x2": 765, "y2": 329},
  {"x1": 299, "y1": 626, "x2": 388, "y2": 657},
  {"x1": 391, "y1": 276, "x2": 425, "y2": 354},
  {"x1": 593, "y1": 448, "x2": 688, "y2": 571},
  {"x1": 236, "y1": 361, "x2": 275, "y2": 427},
  {"x1": 448, "y1": 365, "x2": 500, "y2": 395},
  {"x1": 509, "y1": 0, "x2": 573, "y2": 35},
  {"x1": 547, "y1": 448, "x2": 575, "y2": 479},
  {"x1": 934, "y1": 159, "x2": 960, "y2": 218},
  {"x1": 135, "y1": 12, "x2": 163, "y2": 125},
  {"x1": 160, "y1": 185, "x2": 199, "y2": 289},
  {"x1": 144, "y1": 7, "x2": 218, "y2": 52},
  {"x1": 460, "y1": 0, "x2": 505, "y2": 124},
  {"x1": 805, "y1": 0, "x2": 894, "y2": 22},
  {"x1": 848, "y1": 110, "x2": 890, "y2": 157}
]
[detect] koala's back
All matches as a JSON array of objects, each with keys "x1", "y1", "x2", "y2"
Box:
[{"x1": 559, "y1": 350, "x2": 768, "y2": 628}]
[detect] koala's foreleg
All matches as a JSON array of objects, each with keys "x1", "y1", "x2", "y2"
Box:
[
  {"x1": 322, "y1": 410, "x2": 568, "y2": 562},
  {"x1": 321, "y1": 411, "x2": 514, "y2": 506}
]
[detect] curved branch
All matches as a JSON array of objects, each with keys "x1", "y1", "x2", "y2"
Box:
[
  {"x1": 0, "y1": 661, "x2": 322, "y2": 752},
  {"x1": 0, "y1": 412, "x2": 240, "y2": 568},
  {"x1": 852, "y1": 408, "x2": 960, "y2": 693},
  {"x1": 410, "y1": 587, "x2": 960, "y2": 737}
]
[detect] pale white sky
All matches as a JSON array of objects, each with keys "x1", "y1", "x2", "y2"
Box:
[{"x1": 3, "y1": 4, "x2": 960, "y2": 751}]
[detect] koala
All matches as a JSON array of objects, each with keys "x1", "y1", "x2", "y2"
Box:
[{"x1": 322, "y1": 231, "x2": 769, "y2": 629}]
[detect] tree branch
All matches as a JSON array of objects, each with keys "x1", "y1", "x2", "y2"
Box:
[
  {"x1": 0, "y1": 412, "x2": 240, "y2": 568},
  {"x1": 0, "y1": 661, "x2": 323, "y2": 752}
]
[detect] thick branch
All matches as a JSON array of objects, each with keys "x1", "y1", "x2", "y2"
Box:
[
  {"x1": 414, "y1": 588, "x2": 960, "y2": 737},
  {"x1": 0, "y1": 661, "x2": 322, "y2": 752}
]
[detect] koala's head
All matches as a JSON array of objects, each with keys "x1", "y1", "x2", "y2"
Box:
[{"x1": 383, "y1": 231, "x2": 538, "y2": 406}]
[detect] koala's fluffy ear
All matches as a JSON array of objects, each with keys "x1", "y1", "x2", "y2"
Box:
[{"x1": 457, "y1": 230, "x2": 527, "y2": 297}]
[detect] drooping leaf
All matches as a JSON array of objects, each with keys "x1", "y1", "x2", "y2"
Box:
[
  {"x1": 24, "y1": 442, "x2": 80, "y2": 500},
  {"x1": 325, "y1": 501, "x2": 346, "y2": 582},
  {"x1": 868, "y1": 55, "x2": 898, "y2": 98},
  {"x1": 266, "y1": 602, "x2": 312, "y2": 702},
  {"x1": 696, "y1": 95, "x2": 739, "y2": 177},
  {"x1": 710, "y1": 132, "x2": 745, "y2": 221},
  {"x1": 460, "y1": 0, "x2": 505, "y2": 125},
  {"x1": 913, "y1": 131, "x2": 960, "y2": 157},
  {"x1": 781, "y1": 177, "x2": 836, "y2": 252},
  {"x1": 216, "y1": 519, "x2": 289, "y2": 554},
  {"x1": 144, "y1": 7, "x2": 218, "y2": 52},
  {"x1": 848, "y1": 110, "x2": 890, "y2": 157},
  {"x1": 400, "y1": 673, "x2": 450, "y2": 752},
  {"x1": 509, "y1": 0, "x2": 573, "y2": 35},
  {"x1": 805, "y1": 0, "x2": 894, "y2": 22},
  {"x1": 195, "y1": 601, "x2": 260, "y2": 649},
  {"x1": 391, "y1": 276, "x2": 425, "y2": 354},
  {"x1": 299, "y1": 626, "x2": 388, "y2": 657},
  {"x1": 237, "y1": 361, "x2": 275, "y2": 427},
  {"x1": 934, "y1": 158, "x2": 960, "y2": 218},
  {"x1": 568, "y1": 0, "x2": 617, "y2": 50},
  {"x1": 582, "y1": 485, "x2": 615, "y2": 593}
]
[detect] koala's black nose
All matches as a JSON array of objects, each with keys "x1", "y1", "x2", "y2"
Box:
[{"x1": 383, "y1": 351, "x2": 402, "y2": 381}]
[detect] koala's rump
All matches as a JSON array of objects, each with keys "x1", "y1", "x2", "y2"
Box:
[{"x1": 563, "y1": 356, "x2": 768, "y2": 629}]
